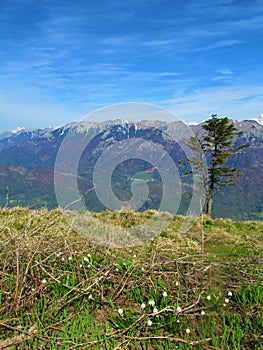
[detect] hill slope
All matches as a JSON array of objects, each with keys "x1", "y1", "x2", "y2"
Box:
[{"x1": 0, "y1": 208, "x2": 262, "y2": 349}]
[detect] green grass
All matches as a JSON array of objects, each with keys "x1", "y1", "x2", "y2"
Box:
[
  {"x1": 0, "y1": 207, "x2": 262, "y2": 349},
  {"x1": 131, "y1": 171, "x2": 155, "y2": 182}
]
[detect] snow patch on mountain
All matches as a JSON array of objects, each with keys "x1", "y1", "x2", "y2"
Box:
[
  {"x1": 185, "y1": 121, "x2": 198, "y2": 126},
  {"x1": 11, "y1": 127, "x2": 25, "y2": 134},
  {"x1": 250, "y1": 114, "x2": 263, "y2": 125}
]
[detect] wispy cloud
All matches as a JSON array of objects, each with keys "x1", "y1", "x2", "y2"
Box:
[
  {"x1": 164, "y1": 85, "x2": 263, "y2": 122},
  {"x1": 192, "y1": 39, "x2": 243, "y2": 52},
  {"x1": 216, "y1": 69, "x2": 234, "y2": 76},
  {"x1": 211, "y1": 68, "x2": 235, "y2": 81},
  {"x1": 143, "y1": 39, "x2": 179, "y2": 47}
]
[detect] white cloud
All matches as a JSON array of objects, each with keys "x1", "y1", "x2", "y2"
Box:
[
  {"x1": 211, "y1": 69, "x2": 235, "y2": 81},
  {"x1": 216, "y1": 69, "x2": 234, "y2": 76},
  {"x1": 192, "y1": 40, "x2": 243, "y2": 52},
  {"x1": 164, "y1": 85, "x2": 263, "y2": 122}
]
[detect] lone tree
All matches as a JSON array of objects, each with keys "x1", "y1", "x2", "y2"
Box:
[{"x1": 187, "y1": 114, "x2": 248, "y2": 217}]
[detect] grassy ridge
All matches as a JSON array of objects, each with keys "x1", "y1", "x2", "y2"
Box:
[{"x1": 0, "y1": 208, "x2": 262, "y2": 349}]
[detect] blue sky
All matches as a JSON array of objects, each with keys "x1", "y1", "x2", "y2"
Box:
[{"x1": 0, "y1": 0, "x2": 263, "y2": 132}]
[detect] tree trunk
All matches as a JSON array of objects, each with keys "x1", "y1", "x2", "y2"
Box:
[{"x1": 204, "y1": 191, "x2": 213, "y2": 217}]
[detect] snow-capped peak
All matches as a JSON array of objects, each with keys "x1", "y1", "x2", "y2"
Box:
[
  {"x1": 11, "y1": 127, "x2": 25, "y2": 134},
  {"x1": 185, "y1": 121, "x2": 198, "y2": 126},
  {"x1": 250, "y1": 114, "x2": 263, "y2": 125}
]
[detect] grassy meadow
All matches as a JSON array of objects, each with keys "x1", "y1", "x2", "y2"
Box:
[{"x1": 0, "y1": 208, "x2": 262, "y2": 349}]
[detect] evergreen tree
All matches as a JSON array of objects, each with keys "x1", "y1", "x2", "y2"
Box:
[{"x1": 187, "y1": 114, "x2": 248, "y2": 217}]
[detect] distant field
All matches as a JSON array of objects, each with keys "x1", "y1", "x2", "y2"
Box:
[
  {"x1": 0, "y1": 208, "x2": 262, "y2": 349},
  {"x1": 131, "y1": 170, "x2": 155, "y2": 181}
]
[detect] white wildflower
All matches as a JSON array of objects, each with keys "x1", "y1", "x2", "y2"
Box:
[
  {"x1": 148, "y1": 300, "x2": 155, "y2": 306},
  {"x1": 141, "y1": 303, "x2": 146, "y2": 309},
  {"x1": 147, "y1": 319, "x2": 152, "y2": 326},
  {"x1": 162, "y1": 291, "x2": 168, "y2": 297},
  {"x1": 118, "y1": 308, "x2": 124, "y2": 316}
]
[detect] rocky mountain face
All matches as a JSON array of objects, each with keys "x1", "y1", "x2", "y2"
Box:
[{"x1": 0, "y1": 119, "x2": 262, "y2": 220}]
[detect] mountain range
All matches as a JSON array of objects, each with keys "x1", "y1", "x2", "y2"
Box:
[{"x1": 0, "y1": 119, "x2": 262, "y2": 220}]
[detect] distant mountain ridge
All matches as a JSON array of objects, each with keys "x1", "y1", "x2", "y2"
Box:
[{"x1": 0, "y1": 119, "x2": 262, "y2": 220}]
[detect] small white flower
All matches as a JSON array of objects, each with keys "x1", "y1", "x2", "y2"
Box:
[
  {"x1": 148, "y1": 300, "x2": 155, "y2": 306},
  {"x1": 87, "y1": 253, "x2": 91, "y2": 258},
  {"x1": 177, "y1": 319, "x2": 180, "y2": 323},
  {"x1": 141, "y1": 303, "x2": 146, "y2": 309},
  {"x1": 206, "y1": 295, "x2": 211, "y2": 300},
  {"x1": 228, "y1": 291, "x2": 232, "y2": 297},
  {"x1": 224, "y1": 298, "x2": 229, "y2": 303},
  {"x1": 133, "y1": 254, "x2": 137, "y2": 258},
  {"x1": 153, "y1": 307, "x2": 158, "y2": 313},
  {"x1": 201, "y1": 310, "x2": 206, "y2": 315},
  {"x1": 88, "y1": 294, "x2": 93, "y2": 300},
  {"x1": 84, "y1": 257, "x2": 89, "y2": 262},
  {"x1": 41, "y1": 279, "x2": 47, "y2": 284},
  {"x1": 186, "y1": 328, "x2": 191, "y2": 334},
  {"x1": 175, "y1": 281, "x2": 179, "y2": 286},
  {"x1": 176, "y1": 306, "x2": 182, "y2": 312},
  {"x1": 147, "y1": 319, "x2": 152, "y2": 326},
  {"x1": 118, "y1": 308, "x2": 124, "y2": 315},
  {"x1": 115, "y1": 268, "x2": 119, "y2": 272},
  {"x1": 68, "y1": 256, "x2": 72, "y2": 261},
  {"x1": 79, "y1": 264, "x2": 83, "y2": 268},
  {"x1": 162, "y1": 291, "x2": 168, "y2": 297},
  {"x1": 61, "y1": 257, "x2": 65, "y2": 261},
  {"x1": 141, "y1": 267, "x2": 144, "y2": 271}
]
